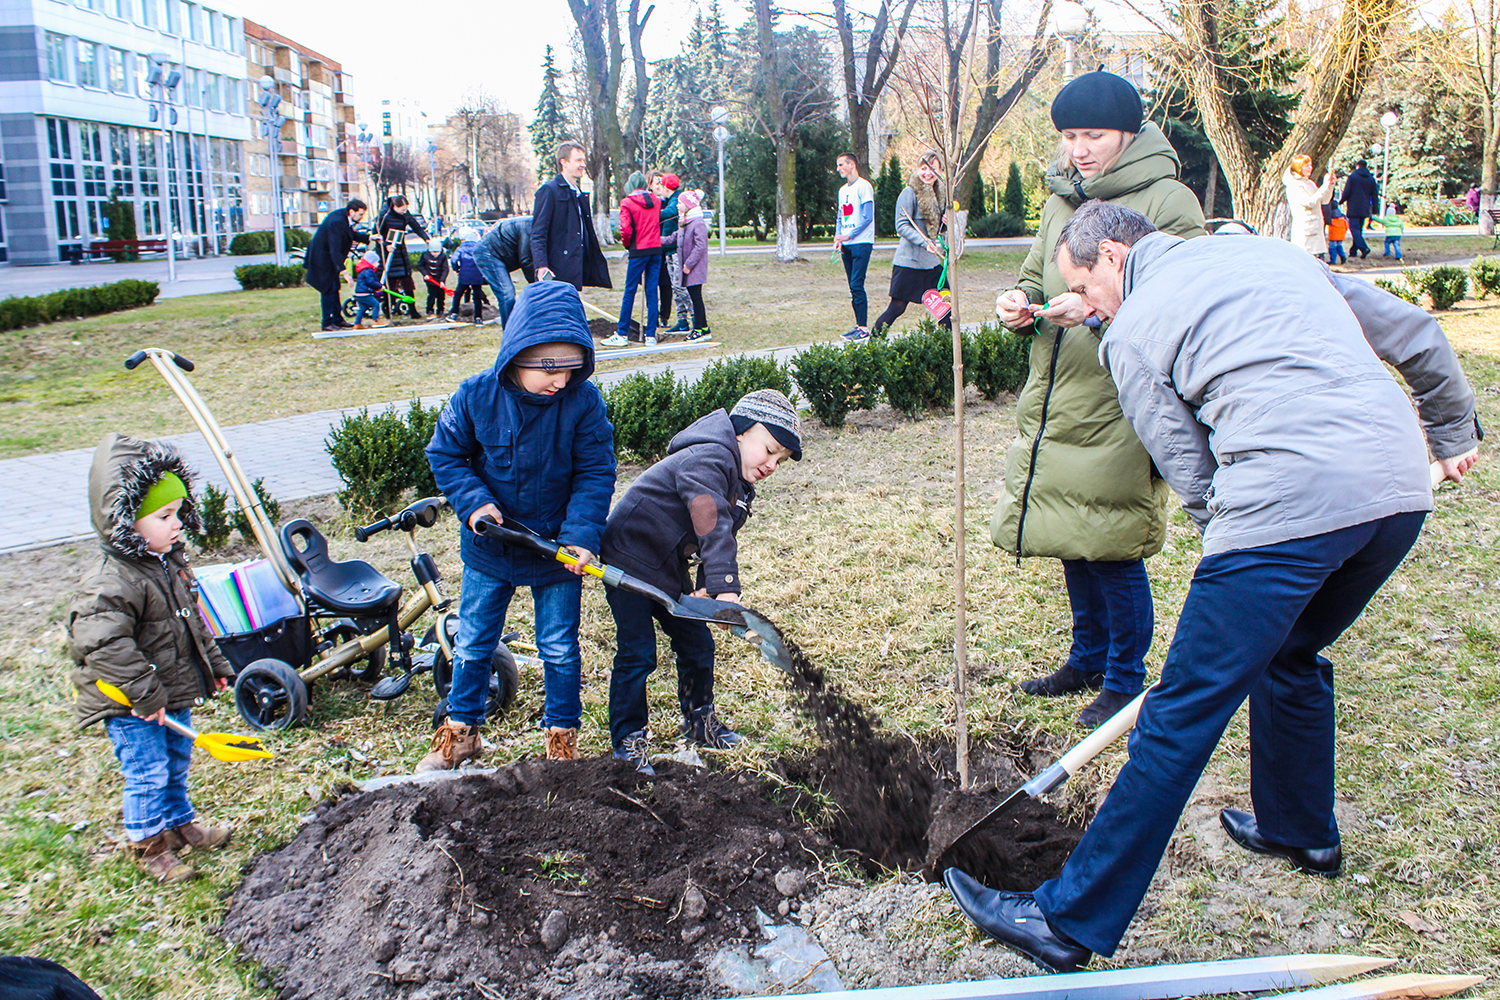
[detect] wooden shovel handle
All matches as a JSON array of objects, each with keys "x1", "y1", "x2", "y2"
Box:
[{"x1": 1055, "y1": 683, "x2": 1154, "y2": 777}]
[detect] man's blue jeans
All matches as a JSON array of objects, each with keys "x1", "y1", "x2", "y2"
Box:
[
  {"x1": 618, "y1": 255, "x2": 661, "y2": 339},
  {"x1": 841, "y1": 242, "x2": 872, "y2": 327},
  {"x1": 1033, "y1": 511, "x2": 1425, "y2": 957},
  {"x1": 472, "y1": 244, "x2": 517, "y2": 326},
  {"x1": 605, "y1": 587, "x2": 715, "y2": 747},
  {"x1": 449, "y1": 564, "x2": 584, "y2": 729},
  {"x1": 1060, "y1": 558, "x2": 1152, "y2": 695},
  {"x1": 106, "y1": 710, "x2": 196, "y2": 841}
]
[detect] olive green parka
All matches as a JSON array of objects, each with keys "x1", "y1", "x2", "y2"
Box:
[
  {"x1": 990, "y1": 123, "x2": 1206, "y2": 561},
  {"x1": 68, "y1": 434, "x2": 234, "y2": 728}
]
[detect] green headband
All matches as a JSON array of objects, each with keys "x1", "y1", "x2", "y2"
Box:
[{"x1": 136, "y1": 472, "x2": 187, "y2": 521}]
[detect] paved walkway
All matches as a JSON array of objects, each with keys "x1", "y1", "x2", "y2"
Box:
[
  {"x1": 1, "y1": 342, "x2": 811, "y2": 554},
  {"x1": 0, "y1": 253, "x2": 280, "y2": 300}
]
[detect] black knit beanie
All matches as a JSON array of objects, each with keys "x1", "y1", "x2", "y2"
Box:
[{"x1": 1050, "y1": 71, "x2": 1143, "y2": 133}]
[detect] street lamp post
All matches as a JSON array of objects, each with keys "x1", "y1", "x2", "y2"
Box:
[
  {"x1": 146, "y1": 52, "x2": 180, "y2": 282},
  {"x1": 1056, "y1": 3, "x2": 1089, "y2": 82},
  {"x1": 258, "y1": 75, "x2": 289, "y2": 267},
  {"x1": 357, "y1": 123, "x2": 374, "y2": 205},
  {"x1": 1379, "y1": 110, "x2": 1399, "y2": 215},
  {"x1": 427, "y1": 139, "x2": 438, "y2": 230},
  {"x1": 711, "y1": 105, "x2": 729, "y2": 257}
]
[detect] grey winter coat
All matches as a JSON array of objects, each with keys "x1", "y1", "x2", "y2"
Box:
[
  {"x1": 679, "y1": 215, "x2": 709, "y2": 286},
  {"x1": 893, "y1": 187, "x2": 943, "y2": 270},
  {"x1": 68, "y1": 434, "x2": 235, "y2": 727},
  {"x1": 1099, "y1": 231, "x2": 1479, "y2": 556}
]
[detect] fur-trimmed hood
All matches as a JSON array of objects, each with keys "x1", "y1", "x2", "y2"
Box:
[{"x1": 88, "y1": 433, "x2": 202, "y2": 559}]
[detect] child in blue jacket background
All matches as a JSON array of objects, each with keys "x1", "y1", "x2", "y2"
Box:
[
  {"x1": 448, "y1": 227, "x2": 487, "y2": 322},
  {"x1": 421, "y1": 281, "x2": 616, "y2": 768},
  {"x1": 352, "y1": 250, "x2": 387, "y2": 328}
]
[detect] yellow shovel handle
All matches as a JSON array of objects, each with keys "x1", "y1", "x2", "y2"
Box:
[{"x1": 552, "y1": 547, "x2": 606, "y2": 579}]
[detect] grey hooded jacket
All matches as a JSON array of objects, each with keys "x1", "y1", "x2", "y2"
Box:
[{"x1": 1099, "y1": 231, "x2": 1478, "y2": 556}]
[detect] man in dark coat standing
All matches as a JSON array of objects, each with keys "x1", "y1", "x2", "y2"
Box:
[
  {"x1": 532, "y1": 141, "x2": 611, "y2": 292},
  {"x1": 305, "y1": 198, "x2": 367, "y2": 331},
  {"x1": 1339, "y1": 161, "x2": 1380, "y2": 259}
]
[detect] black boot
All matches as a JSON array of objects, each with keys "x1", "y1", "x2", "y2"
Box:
[
  {"x1": 1220, "y1": 808, "x2": 1342, "y2": 876},
  {"x1": 1019, "y1": 665, "x2": 1104, "y2": 697},
  {"x1": 943, "y1": 869, "x2": 1092, "y2": 973},
  {"x1": 1076, "y1": 686, "x2": 1137, "y2": 728},
  {"x1": 682, "y1": 704, "x2": 743, "y2": 748}
]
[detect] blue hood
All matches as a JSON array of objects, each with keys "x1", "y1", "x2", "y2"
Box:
[{"x1": 493, "y1": 281, "x2": 597, "y2": 384}]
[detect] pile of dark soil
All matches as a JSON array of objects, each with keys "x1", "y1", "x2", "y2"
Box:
[{"x1": 222, "y1": 759, "x2": 828, "y2": 999}]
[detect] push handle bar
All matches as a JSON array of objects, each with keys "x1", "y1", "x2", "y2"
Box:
[
  {"x1": 125, "y1": 350, "x2": 194, "y2": 371},
  {"x1": 355, "y1": 496, "x2": 448, "y2": 542}
]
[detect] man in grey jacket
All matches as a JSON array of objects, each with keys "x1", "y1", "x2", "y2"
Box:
[{"x1": 946, "y1": 199, "x2": 1480, "y2": 972}]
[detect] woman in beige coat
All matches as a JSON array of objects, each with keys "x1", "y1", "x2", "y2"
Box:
[{"x1": 1283, "y1": 153, "x2": 1336, "y2": 258}]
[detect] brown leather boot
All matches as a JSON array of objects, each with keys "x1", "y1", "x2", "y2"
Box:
[
  {"x1": 130, "y1": 832, "x2": 196, "y2": 883},
  {"x1": 545, "y1": 726, "x2": 580, "y2": 760},
  {"x1": 416, "y1": 721, "x2": 480, "y2": 772},
  {"x1": 166, "y1": 820, "x2": 232, "y2": 854}
]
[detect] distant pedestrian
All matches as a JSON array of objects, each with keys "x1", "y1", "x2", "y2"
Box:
[
  {"x1": 603, "y1": 171, "x2": 664, "y2": 348},
  {"x1": 353, "y1": 249, "x2": 388, "y2": 329},
  {"x1": 532, "y1": 141, "x2": 612, "y2": 291},
  {"x1": 376, "y1": 195, "x2": 430, "y2": 316},
  {"x1": 1339, "y1": 159, "x2": 1379, "y2": 258},
  {"x1": 676, "y1": 189, "x2": 712, "y2": 340},
  {"x1": 1465, "y1": 185, "x2": 1481, "y2": 214},
  {"x1": 874, "y1": 152, "x2": 950, "y2": 334},
  {"x1": 834, "y1": 152, "x2": 876, "y2": 341},
  {"x1": 305, "y1": 198, "x2": 367, "y2": 331},
  {"x1": 448, "y1": 227, "x2": 485, "y2": 322},
  {"x1": 656, "y1": 173, "x2": 694, "y2": 333},
  {"x1": 1370, "y1": 203, "x2": 1404, "y2": 259},
  {"x1": 477, "y1": 216, "x2": 537, "y2": 327},
  {"x1": 417, "y1": 241, "x2": 451, "y2": 317},
  {"x1": 1326, "y1": 209, "x2": 1348, "y2": 264},
  {"x1": 1282, "y1": 154, "x2": 1335, "y2": 260}
]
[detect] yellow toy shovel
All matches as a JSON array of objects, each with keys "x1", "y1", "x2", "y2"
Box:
[{"x1": 95, "y1": 681, "x2": 274, "y2": 762}]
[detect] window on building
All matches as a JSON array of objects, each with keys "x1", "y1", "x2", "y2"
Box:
[
  {"x1": 111, "y1": 0, "x2": 132, "y2": 18},
  {"x1": 46, "y1": 33, "x2": 69, "y2": 83},
  {"x1": 139, "y1": 0, "x2": 156, "y2": 27},
  {"x1": 185, "y1": 3, "x2": 200, "y2": 41},
  {"x1": 77, "y1": 41, "x2": 101, "y2": 88},
  {"x1": 110, "y1": 125, "x2": 134, "y2": 196},
  {"x1": 164, "y1": 0, "x2": 179, "y2": 34},
  {"x1": 186, "y1": 67, "x2": 202, "y2": 106},
  {"x1": 80, "y1": 124, "x2": 110, "y2": 239},
  {"x1": 108, "y1": 48, "x2": 128, "y2": 91},
  {"x1": 48, "y1": 119, "x2": 81, "y2": 248},
  {"x1": 137, "y1": 132, "x2": 161, "y2": 235},
  {"x1": 205, "y1": 73, "x2": 220, "y2": 111},
  {"x1": 77, "y1": 0, "x2": 105, "y2": 11}
]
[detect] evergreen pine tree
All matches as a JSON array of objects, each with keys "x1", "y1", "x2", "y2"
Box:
[
  {"x1": 971, "y1": 173, "x2": 986, "y2": 214},
  {"x1": 531, "y1": 46, "x2": 571, "y2": 182},
  {"x1": 874, "y1": 155, "x2": 901, "y2": 237},
  {"x1": 1004, "y1": 162, "x2": 1025, "y2": 219}
]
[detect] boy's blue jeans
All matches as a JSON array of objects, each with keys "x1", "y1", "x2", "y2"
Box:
[
  {"x1": 353, "y1": 294, "x2": 381, "y2": 325},
  {"x1": 841, "y1": 242, "x2": 872, "y2": 327},
  {"x1": 106, "y1": 710, "x2": 195, "y2": 841},
  {"x1": 1384, "y1": 237, "x2": 1402, "y2": 259},
  {"x1": 1327, "y1": 240, "x2": 1347, "y2": 263},
  {"x1": 606, "y1": 587, "x2": 716, "y2": 748},
  {"x1": 617, "y1": 255, "x2": 662, "y2": 339},
  {"x1": 1061, "y1": 558, "x2": 1152, "y2": 694},
  {"x1": 448, "y1": 564, "x2": 583, "y2": 729}
]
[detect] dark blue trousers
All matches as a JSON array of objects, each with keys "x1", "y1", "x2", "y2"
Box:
[
  {"x1": 1062, "y1": 558, "x2": 1152, "y2": 694},
  {"x1": 606, "y1": 587, "x2": 716, "y2": 748},
  {"x1": 841, "y1": 242, "x2": 872, "y2": 327},
  {"x1": 1349, "y1": 216, "x2": 1371, "y2": 256},
  {"x1": 1034, "y1": 511, "x2": 1426, "y2": 956}
]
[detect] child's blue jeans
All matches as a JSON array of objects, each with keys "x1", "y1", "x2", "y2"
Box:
[
  {"x1": 1384, "y1": 237, "x2": 1402, "y2": 259},
  {"x1": 354, "y1": 294, "x2": 381, "y2": 325},
  {"x1": 1327, "y1": 241, "x2": 1346, "y2": 263},
  {"x1": 106, "y1": 710, "x2": 195, "y2": 842},
  {"x1": 448, "y1": 564, "x2": 583, "y2": 730}
]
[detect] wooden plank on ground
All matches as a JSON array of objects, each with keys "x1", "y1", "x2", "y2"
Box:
[{"x1": 1271, "y1": 973, "x2": 1485, "y2": 1000}]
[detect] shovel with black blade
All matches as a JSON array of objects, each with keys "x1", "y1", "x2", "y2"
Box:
[{"x1": 473, "y1": 516, "x2": 794, "y2": 674}]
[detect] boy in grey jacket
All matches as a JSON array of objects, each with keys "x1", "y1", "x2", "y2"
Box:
[
  {"x1": 600, "y1": 390, "x2": 801, "y2": 775},
  {"x1": 946, "y1": 200, "x2": 1480, "y2": 973}
]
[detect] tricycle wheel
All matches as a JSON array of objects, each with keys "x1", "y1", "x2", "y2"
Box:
[
  {"x1": 234, "y1": 658, "x2": 309, "y2": 731},
  {"x1": 342, "y1": 297, "x2": 357, "y2": 319},
  {"x1": 356, "y1": 643, "x2": 387, "y2": 683},
  {"x1": 430, "y1": 645, "x2": 520, "y2": 728}
]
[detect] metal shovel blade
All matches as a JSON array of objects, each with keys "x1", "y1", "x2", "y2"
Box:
[
  {"x1": 370, "y1": 670, "x2": 413, "y2": 700},
  {"x1": 734, "y1": 609, "x2": 795, "y2": 674}
]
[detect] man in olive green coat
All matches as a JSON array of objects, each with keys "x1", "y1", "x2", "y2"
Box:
[{"x1": 991, "y1": 71, "x2": 1206, "y2": 727}]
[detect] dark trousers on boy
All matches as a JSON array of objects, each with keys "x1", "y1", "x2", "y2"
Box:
[
  {"x1": 1030, "y1": 511, "x2": 1425, "y2": 956},
  {"x1": 606, "y1": 588, "x2": 715, "y2": 747},
  {"x1": 1327, "y1": 241, "x2": 1347, "y2": 264},
  {"x1": 450, "y1": 284, "x2": 482, "y2": 319},
  {"x1": 841, "y1": 243, "x2": 872, "y2": 327},
  {"x1": 425, "y1": 284, "x2": 447, "y2": 316}
]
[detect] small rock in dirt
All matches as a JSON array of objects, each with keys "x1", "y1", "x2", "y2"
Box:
[
  {"x1": 539, "y1": 909, "x2": 570, "y2": 951},
  {"x1": 775, "y1": 868, "x2": 808, "y2": 897},
  {"x1": 777, "y1": 899, "x2": 792, "y2": 917},
  {"x1": 388, "y1": 958, "x2": 428, "y2": 985},
  {"x1": 289, "y1": 914, "x2": 310, "y2": 932},
  {"x1": 444, "y1": 914, "x2": 460, "y2": 936},
  {"x1": 681, "y1": 924, "x2": 708, "y2": 945},
  {"x1": 370, "y1": 934, "x2": 399, "y2": 963},
  {"x1": 768, "y1": 831, "x2": 785, "y2": 849},
  {"x1": 471, "y1": 910, "x2": 491, "y2": 928},
  {"x1": 679, "y1": 883, "x2": 708, "y2": 922}
]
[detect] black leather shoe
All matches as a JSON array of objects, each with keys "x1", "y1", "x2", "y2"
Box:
[
  {"x1": 1220, "y1": 808, "x2": 1341, "y2": 876},
  {"x1": 943, "y1": 869, "x2": 1092, "y2": 973},
  {"x1": 1019, "y1": 665, "x2": 1105, "y2": 697}
]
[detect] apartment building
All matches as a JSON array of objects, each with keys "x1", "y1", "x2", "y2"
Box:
[
  {"x1": 0, "y1": 0, "x2": 253, "y2": 264},
  {"x1": 242, "y1": 20, "x2": 357, "y2": 233}
]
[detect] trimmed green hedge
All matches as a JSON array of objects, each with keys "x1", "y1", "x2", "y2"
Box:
[
  {"x1": 229, "y1": 228, "x2": 314, "y2": 255},
  {"x1": 0, "y1": 279, "x2": 160, "y2": 332},
  {"x1": 234, "y1": 264, "x2": 306, "y2": 290}
]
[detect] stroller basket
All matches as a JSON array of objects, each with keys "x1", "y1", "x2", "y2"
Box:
[{"x1": 218, "y1": 615, "x2": 313, "y2": 674}]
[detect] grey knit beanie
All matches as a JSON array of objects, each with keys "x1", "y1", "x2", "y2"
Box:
[{"x1": 730, "y1": 389, "x2": 802, "y2": 461}]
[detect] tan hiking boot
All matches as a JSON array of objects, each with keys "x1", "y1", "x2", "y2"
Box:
[
  {"x1": 130, "y1": 832, "x2": 196, "y2": 883},
  {"x1": 166, "y1": 820, "x2": 232, "y2": 854},
  {"x1": 545, "y1": 726, "x2": 580, "y2": 760},
  {"x1": 416, "y1": 721, "x2": 480, "y2": 772}
]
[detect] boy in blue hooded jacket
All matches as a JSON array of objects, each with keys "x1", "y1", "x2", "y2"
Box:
[{"x1": 420, "y1": 281, "x2": 616, "y2": 768}]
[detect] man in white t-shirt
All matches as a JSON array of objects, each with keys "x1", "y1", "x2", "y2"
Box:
[{"x1": 834, "y1": 152, "x2": 876, "y2": 341}]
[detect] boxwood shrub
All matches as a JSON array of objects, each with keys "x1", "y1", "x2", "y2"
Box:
[
  {"x1": 234, "y1": 264, "x2": 306, "y2": 290},
  {"x1": 0, "y1": 279, "x2": 160, "y2": 332}
]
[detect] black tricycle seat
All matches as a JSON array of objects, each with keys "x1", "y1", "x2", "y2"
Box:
[{"x1": 280, "y1": 519, "x2": 401, "y2": 615}]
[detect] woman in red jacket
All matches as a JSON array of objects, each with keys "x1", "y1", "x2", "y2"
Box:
[{"x1": 604, "y1": 171, "x2": 664, "y2": 348}]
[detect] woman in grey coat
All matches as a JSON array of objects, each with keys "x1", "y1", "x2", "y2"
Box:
[{"x1": 873, "y1": 152, "x2": 949, "y2": 334}]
